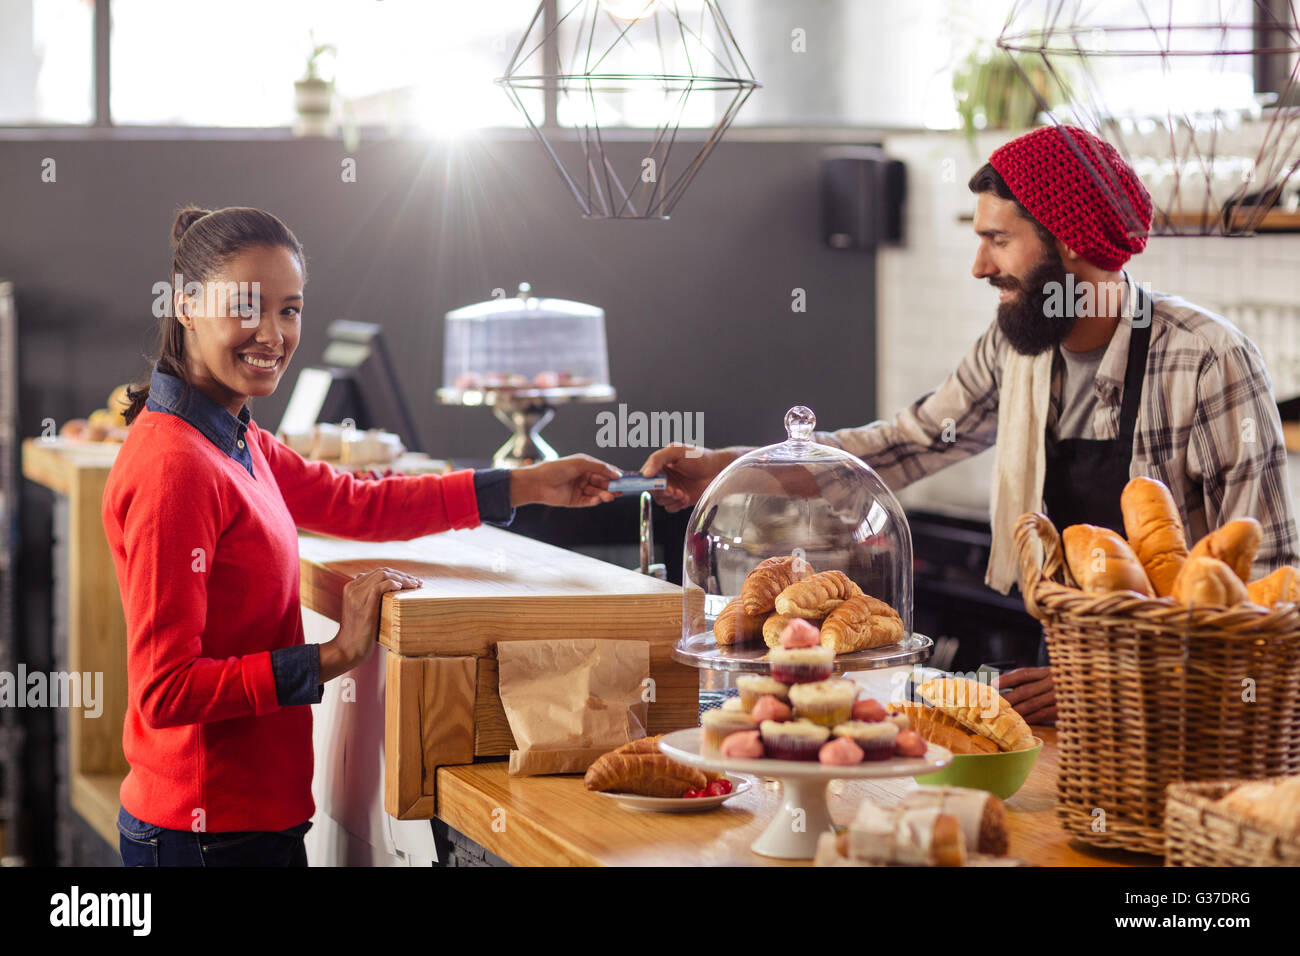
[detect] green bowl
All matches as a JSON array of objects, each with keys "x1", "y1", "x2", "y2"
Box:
[{"x1": 913, "y1": 736, "x2": 1043, "y2": 800}]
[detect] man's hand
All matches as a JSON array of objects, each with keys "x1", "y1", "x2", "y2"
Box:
[
  {"x1": 996, "y1": 666, "x2": 1056, "y2": 725},
  {"x1": 510, "y1": 454, "x2": 622, "y2": 507},
  {"x1": 638, "y1": 443, "x2": 743, "y2": 513}
]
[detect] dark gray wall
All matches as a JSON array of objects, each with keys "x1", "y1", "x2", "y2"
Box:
[
  {"x1": 0, "y1": 135, "x2": 877, "y2": 463},
  {"x1": 1, "y1": 132, "x2": 877, "y2": 863}
]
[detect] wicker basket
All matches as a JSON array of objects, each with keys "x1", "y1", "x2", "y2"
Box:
[
  {"x1": 1165, "y1": 779, "x2": 1300, "y2": 865},
  {"x1": 1014, "y1": 512, "x2": 1300, "y2": 856}
]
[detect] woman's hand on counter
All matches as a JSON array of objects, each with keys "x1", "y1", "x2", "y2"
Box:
[
  {"x1": 639, "y1": 444, "x2": 747, "y2": 513},
  {"x1": 509, "y1": 455, "x2": 622, "y2": 507},
  {"x1": 998, "y1": 666, "x2": 1056, "y2": 726},
  {"x1": 319, "y1": 567, "x2": 422, "y2": 682}
]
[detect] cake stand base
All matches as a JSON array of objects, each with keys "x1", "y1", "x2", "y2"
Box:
[{"x1": 750, "y1": 776, "x2": 834, "y2": 859}]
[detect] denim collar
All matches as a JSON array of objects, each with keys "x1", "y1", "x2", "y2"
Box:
[{"x1": 144, "y1": 368, "x2": 254, "y2": 476}]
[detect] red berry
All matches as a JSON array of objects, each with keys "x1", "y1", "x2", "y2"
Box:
[
  {"x1": 706, "y1": 779, "x2": 732, "y2": 797},
  {"x1": 683, "y1": 788, "x2": 705, "y2": 799}
]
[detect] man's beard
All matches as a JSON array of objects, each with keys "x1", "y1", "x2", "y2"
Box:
[{"x1": 992, "y1": 248, "x2": 1075, "y2": 356}]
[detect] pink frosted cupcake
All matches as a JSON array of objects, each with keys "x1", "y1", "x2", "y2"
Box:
[
  {"x1": 768, "y1": 646, "x2": 834, "y2": 685},
  {"x1": 720, "y1": 730, "x2": 764, "y2": 759},
  {"x1": 832, "y1": 721, "x2": 899, "y2": 761},
  {"x1": 759, "y1": 719, "x2": 829, "y2": 761}
]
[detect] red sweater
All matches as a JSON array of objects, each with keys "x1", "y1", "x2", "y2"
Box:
[{"x1": 103, "y1": 410, "x2": 481, "y2": 832}]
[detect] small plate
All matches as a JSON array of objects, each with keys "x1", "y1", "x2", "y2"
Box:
[{"x1": 595, "y1": 774, "x2": 751, "y2": 812}]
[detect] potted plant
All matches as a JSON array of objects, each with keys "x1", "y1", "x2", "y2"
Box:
[
  {"x1": 952, "y1": 49, "x2": 1062, "y2": 147},
  {"x1": 294, "y1": 31, "x2": 337, "y2": 137}
]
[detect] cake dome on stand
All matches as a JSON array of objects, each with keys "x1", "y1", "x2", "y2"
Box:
[{"x1": 673, "y1": 405, "x2": 933, "y2": 712}]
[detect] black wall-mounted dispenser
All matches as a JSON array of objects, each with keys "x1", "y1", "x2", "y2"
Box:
[{"x1": 820, "y1": 146, "x2": 906, "y2": 251}]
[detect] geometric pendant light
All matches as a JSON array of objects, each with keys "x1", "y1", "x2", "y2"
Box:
[
  {"x1": 498, "y1": 0, "x2": 760, "y2": 219},
  {"x1": 998, "y1": 0, "x2": 1300, "y2": 236}
]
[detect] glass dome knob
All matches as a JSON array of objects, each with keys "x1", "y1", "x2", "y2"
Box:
[{"x1": 784, "y1": 405, "x2": 816, "y2": 442}]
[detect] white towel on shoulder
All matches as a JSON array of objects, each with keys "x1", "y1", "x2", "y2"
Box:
[{"x1": 985, "y1": 347, "x2": 1054, "y2": 594}]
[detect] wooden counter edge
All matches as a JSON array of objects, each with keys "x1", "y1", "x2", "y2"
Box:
[{"x1": 436, "y1": 765, "x2": 600, "y2": 867}]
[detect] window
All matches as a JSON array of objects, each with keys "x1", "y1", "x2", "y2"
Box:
[{"x1": 0, "y1": 0, "x2": 95, "y2": 125}]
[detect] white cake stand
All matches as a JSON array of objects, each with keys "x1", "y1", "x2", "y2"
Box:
[{"x1": 658, "y1": 728, "x2": 952, "y2": 860}]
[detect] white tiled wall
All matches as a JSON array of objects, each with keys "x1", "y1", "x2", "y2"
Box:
[{"x1": 876, "y1": 131, "x2": 1300, "y2": 520}]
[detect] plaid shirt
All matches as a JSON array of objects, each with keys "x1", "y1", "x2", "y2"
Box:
[{"x1": 816, "y1": 275, "x2": 1300, "y2": 578}]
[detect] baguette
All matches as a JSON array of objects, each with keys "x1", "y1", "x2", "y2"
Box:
[
  {"x1": 1247, "y1": 566, "x2": 1300, "y2": 607},
  {"x1": 1185, "y1": 518, "x2": 1262, "y2": 584},
  {"x1": 1062, "y1": 524, "x2": 1154, "y2": 596},
  {"x1": 1171, "y1": 555, "x2": 1249, "y2": 607},
  {"x1": 1120, "y1": 477, "x2": 1188, "y2": 596}
]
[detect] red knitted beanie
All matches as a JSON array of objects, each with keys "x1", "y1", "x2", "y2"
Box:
[{"x1": 988, "y1": 125, "x2": 1153, "y2": 270}]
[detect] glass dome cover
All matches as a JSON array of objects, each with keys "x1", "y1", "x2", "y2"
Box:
[{"x1": 680, "y1": 406, "x2": 917, "y2": 667}]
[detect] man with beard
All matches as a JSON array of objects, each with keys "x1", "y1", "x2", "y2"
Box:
[{"x1": 640, "y1": 125, "x2": 1299, "y2": 725}]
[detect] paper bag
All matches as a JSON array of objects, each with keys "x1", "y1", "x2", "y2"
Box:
[{"x1": 498, "y1": 639, "x2": 650, "y2": 776}]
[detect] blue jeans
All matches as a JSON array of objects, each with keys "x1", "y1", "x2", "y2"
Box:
[{"x1": 118, "y1": 806, "x2": 311, "y2": 867}]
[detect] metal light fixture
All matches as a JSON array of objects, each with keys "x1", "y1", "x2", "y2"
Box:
[
  {"x1": 498, "y1": 0, "x2": 759, "y2": 219},
  {"x1": 999, "y1": 0, "x2": 1300, "y2": 236}
]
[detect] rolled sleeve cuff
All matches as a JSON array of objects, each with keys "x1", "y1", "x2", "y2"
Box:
[
  {"x1": 473, "y1": 468, "x2": 516, "y2": 526},
  {"x1": 270, "y1": 644, "x2": 324, "y2": 707}
]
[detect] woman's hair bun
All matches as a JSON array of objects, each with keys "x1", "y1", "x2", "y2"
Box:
[{"x1": 171, "y1": 205, "x2": 213, "y2": 245}]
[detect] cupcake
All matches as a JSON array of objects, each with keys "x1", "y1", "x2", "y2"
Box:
[
  {"x1": 751, "y1": 694, "x2": 793, "y2": 723},
  {"x1": 702, "y1": 709, "x2": 758, "y2": 755},
  {"x1": 832, "y1": 721, "x2": 899, "y2": 761},
  {"x1": 768, "y1": 646, "x2": 834, "y2": 685},
  {"x1": 779, "y1": 617, "x2": 822, "y2": 649},
  {"x1": 760, "y1": 719, "x2": 830, "y2": 761},
  {"x1": 721, "y1": 696, "x2": 748, "y2": 713},
  {"x1": 737, "y1": 675, "x2": 789, "y2": 709},
  {"x1": 789, "y1": 678, "x2": 858, "y2": 728},
  {"x1": 885, "y1": 711, "x2": 910, "y2": 731}
]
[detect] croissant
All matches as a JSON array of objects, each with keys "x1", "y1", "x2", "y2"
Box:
[
  {"x1": 713, "y1": 597, "x2": 767, "y2": 646},
  {"x1": 761, "y1": 612, "x2": 825, "y2": 648},
  {"x1": 613, "y1": 735, "x2": 664, "y2": 755},
  {"x1": 775, "y1": 570, "x2": 862, "y2": 617},
  {"x1": 583, "y1": 753, "x2": 707, "y2": 797},
  {"x1": 741, "y1": 555, "x2": 813, "y2": 615},
  {"x1": 820, "y1": 593, "x2": 903, "y2": 653}
]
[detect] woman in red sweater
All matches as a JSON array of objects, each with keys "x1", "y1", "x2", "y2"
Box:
[{"x1": 104, "y1": 205, "x2": 621, "y2": 866}]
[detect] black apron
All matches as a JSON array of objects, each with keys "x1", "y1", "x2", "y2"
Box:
[
  {"x1": 1042, "y1": 289, "x2": 1151, "y2": 535},
  {"x1": 1036, "y1": 288, "x2": 1151, "y2": 665}
]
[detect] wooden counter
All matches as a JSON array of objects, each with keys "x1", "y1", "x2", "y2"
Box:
[
  {"x1": 21, "y1": 438, "x2": 129, "y2": 848},
  {"x1": 435, "y1": 727, "x2": 1159, "y2": 867}
]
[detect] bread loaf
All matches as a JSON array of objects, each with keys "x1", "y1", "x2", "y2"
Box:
[
  {"x1": 1062, "y1": 524, "x2": 1154, "y2": 596},
  {"x1": 1120, "y1": 477, "x2": 1188, "y2": 596},
  {"x1": 917, "y1": 677, "x2": 1035, "y2": 752},
  {"x1": 1247, "y1": 566, "x2": 1300, "y2": 607},
  {"x1": 1214, "y1": 775, "x2": 1300, "y2": 837},
  {"x1": 888, "y1": 702, "x2": 998, "y2": 755},
  {"x1": 1185, "y1": 518, "x2": 1262, "y2": 583},
  {"x1": 1170, "y1": 555, "x2": 1249, "y2": 607}
]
